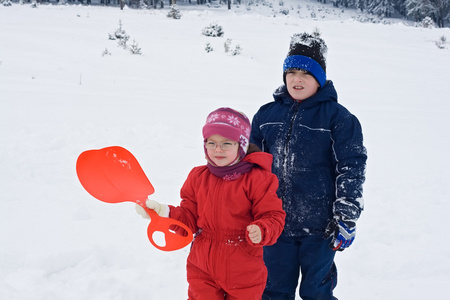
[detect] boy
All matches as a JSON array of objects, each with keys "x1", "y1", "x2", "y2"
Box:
[{"x1": 250, "y1": 32, "x2": 367, "y2": 299}]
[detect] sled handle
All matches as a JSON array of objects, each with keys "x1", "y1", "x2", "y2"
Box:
[{"x1": 76, "y1": 146, "x2": 193, "y2": 251}]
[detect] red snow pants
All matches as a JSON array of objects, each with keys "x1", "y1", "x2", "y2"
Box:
[{"x1": 186, "y1": 229, "x2": 267, "y2": 300}]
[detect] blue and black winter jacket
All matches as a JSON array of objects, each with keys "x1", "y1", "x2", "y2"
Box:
[{"x1": 250, "y1": 81, "x2": 367, "y2": 236}]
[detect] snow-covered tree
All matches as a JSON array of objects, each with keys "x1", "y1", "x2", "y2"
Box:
[
  {"x1": 431, "y1": 0, "x2": 450, "y2": 27},
  {"x1": 368, "y1": 0, "x2": 394, "y2": 16},
  {"x1": 406, "y1": 0, "x2": 435, "y2": 21},
  {"x1": 406, "y1": 0, "x2": 449, "y2": 27},
  {"x1": 167, "y1": 4, "x2": 181, "y2": 19}
]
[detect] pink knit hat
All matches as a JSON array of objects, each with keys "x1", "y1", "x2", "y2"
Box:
[{"x1": 202, "y1": 107, "x2": 251, "y2": 162}]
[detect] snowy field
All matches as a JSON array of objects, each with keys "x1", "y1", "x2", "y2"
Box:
[{"x1": 1, "y1": 1, "x2": 450, "y2": 299}]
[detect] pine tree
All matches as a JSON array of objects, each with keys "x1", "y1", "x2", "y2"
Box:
[{"x1": 405, "y1": 0, "x2": 435, "y2": 22}]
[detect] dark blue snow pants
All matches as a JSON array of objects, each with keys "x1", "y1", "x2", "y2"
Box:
[{"x1": 262, "y1": 233, "x2": 338, "y2": 300}]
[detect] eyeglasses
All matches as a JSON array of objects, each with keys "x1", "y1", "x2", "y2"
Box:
[{"x1": 204, "y1": 141, "x2": 238, "y2": 150}]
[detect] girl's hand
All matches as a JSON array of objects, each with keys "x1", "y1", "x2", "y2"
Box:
[
  {"x1": 247, "y1": 224, "x2": 262, "y2": 244},
  {"x1": 135, "y1": 204, "x2": 151, "y2": 220}
]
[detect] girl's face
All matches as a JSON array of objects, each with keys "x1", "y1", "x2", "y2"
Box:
[
  {"x1": 205, "y1": 134, "x2": 239, "y2": 167},
  {"x1": 285, "y1": 69, "x2": 320, "y2": 101}
]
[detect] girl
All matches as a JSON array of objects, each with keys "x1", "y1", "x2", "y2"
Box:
[{"x1": 137, "y1": 107, "x2": 285, "y2": 300}]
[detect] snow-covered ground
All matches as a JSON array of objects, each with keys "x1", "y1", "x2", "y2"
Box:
[{"x1": 1, "y1": 1, "x2": 450, "y2": 299}]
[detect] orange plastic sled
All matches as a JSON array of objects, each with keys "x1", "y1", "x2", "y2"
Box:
[{"x1": 76, "y1": 146, "x2": 193, "y2": 251}]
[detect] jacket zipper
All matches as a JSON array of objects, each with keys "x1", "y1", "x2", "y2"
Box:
[{"x1": 280, "y1": 101, "x2": 301, "y2": 200}]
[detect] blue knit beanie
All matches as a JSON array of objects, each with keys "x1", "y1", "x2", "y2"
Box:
[{"x1": 283, "y1": 33, "x2": 328, "y2": 88}]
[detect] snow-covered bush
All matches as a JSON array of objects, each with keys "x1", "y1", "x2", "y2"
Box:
[
  {"x1": 231, "y1": 44, "x2": 243, "y2": 56},
  {"x1": 279, "y1": 8, "x2": 290, "y2": 15},
  {"x1": 224, "y1": 38, "x2": 242, "y2": 56},
  {"x1": 202, "y1": 23, "x2": 224, "y2": 37},
  {"x1": 108, "y1": 20, "x2": 130, "y2": 49},
  {"x1": 109, "y1": 20, "x2": 129, "y2": 41},
  {"x1": 224, "y1": 38, "x2": 232, "y2": 53},
  {"x1": 139, "y1": 0, "x2": 148, "y2": 9},
  {"x1": 2, "y1": 0, "x2": 12, "y2": 7},
  {"x1": 205, "y1": 42, "x2": 213, "y2": 53},
  {"x1": 102, "y1": 48, "x2": 111, "y2": 57},
  {"x1": 435, "y1": 35, "x2": 447, "y2": 49},
  {"x1": 117, "y1": 34, "x2": 129, "y2": 48},
  {"x1": 421, "y1": 16, "x2": 435, "y2": 28},
  {"x1": 129, "y1": 40, "x2": 142, "y2": 55},
  {"x1": 167, "y1": 4, "x2": 181, "y2": 19},
  {"x1": 312, "y1": 27, "x2": 322, "y2": 38},
  {"x1": 107, "y1": 21, "x2": 141, "y2": 55}
]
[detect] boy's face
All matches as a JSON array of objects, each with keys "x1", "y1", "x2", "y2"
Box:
[
  {"x1": 205, "y1": 134, "x2": 239, "y2": 167},
  {"x1": 285, "y1": 69, "x2": 320, "y2": 101}
]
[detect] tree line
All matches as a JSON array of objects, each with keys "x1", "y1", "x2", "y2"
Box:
[
  {"x1": 18, "y1": 0, "x2": 449, "y2": 27},
  {"x1": 324, "y1": 0, "x2": 448, "y2": 27}
]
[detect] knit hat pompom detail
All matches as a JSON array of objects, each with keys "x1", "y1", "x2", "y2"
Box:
[
  {"x1": 283, "y1": 32, "x2": 328, "y2": 88},
  {"x1": 202, "y1": 107, "x2": 251, "y2": 165}
]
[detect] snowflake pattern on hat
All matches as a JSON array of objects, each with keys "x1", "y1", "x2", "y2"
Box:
[
  {"x1": 206, "y1": 113, "x2": 220, "y2": 123},
  {"x1": 227, "y1": 115, "x2": 240, "y2": 126}
]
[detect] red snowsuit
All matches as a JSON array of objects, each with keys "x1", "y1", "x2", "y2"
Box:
[{"x1": 169, "y1": 152, "x2": 286, "y2": 300}]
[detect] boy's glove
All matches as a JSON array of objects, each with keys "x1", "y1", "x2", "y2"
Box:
[
  {"x1": 325, "y1": 217, "x2": 356, "y2": 251},
  {"x1": 135, "y1": 198, "x2": 170, "y2": 219}
]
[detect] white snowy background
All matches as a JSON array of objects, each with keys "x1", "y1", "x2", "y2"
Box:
[{"x1": 1, "y1": 1, "x2": 450, "y2": 299}]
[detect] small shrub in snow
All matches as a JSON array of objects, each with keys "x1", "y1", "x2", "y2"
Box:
[
  {"x1": 30, "y1": 1, "x2": 38, "y2": 8},
  {"x1": 435, "y1": 35, "x2": 447, "y2": 49},
  {"x1": 279, "y1": 8, "x2": 290, "y2": 15},
  {"x1": 108, "y1": 21, "x2": 130, "y2": 49},
  {"x1": 202, "y1": 23, "x2": 224, "y2": 37},
  {"x1": 2, "y1": 0, "x2": 12, "y2": 6},
  {"x1": 109, "y1": 20, "x2": 129, "y2": 41},
  {"x1": 231, "y1": 44, "x2": 243, "y2": 56},
  {"x1": 117, "y1": 34, "x2": 129, "y2": 48},
  {"x1": 205, "y1": 42, "x2": 214, "y2": 53},
  {"x1": 129, "y1": 40, "x2": 142, "y2": 55},
  {"x1": 107, "y1": 20, "x2": 142, "y2": 55},
  {"x1": 102, "y1": 48, "x2": 111, "y2": 57},
  {"x1": 224, "y1": 39, "x2": 242, "y2": 56},
  {"x1": 167, "y1": 4, "x2": 181, "y2": 19},
  {"x1": 312, "y1": 27, "x2": 322, "y2": 38},
  {"x1": 224, "y1": 39, "x2": 232, "y2": 53}
]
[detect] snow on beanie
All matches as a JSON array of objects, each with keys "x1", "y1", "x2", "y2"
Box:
[
  {"x1": 202, "y1": 107, "x2": 251, "y2": 163},
  {"x1": 283, "y1": 32, "x2": 328, "y2": 88}
]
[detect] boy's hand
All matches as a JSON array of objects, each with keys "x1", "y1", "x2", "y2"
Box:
[
  {"x1": 325, "y1": 218, "x2": 356, "y2": 251},
  {"x1": 247, "y1": 224, "x2": 262, "y2": 244}
]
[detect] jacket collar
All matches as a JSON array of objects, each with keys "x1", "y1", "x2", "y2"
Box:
[{"x1": 273, "y1": 80, "x2": 338, "y2": 107}]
